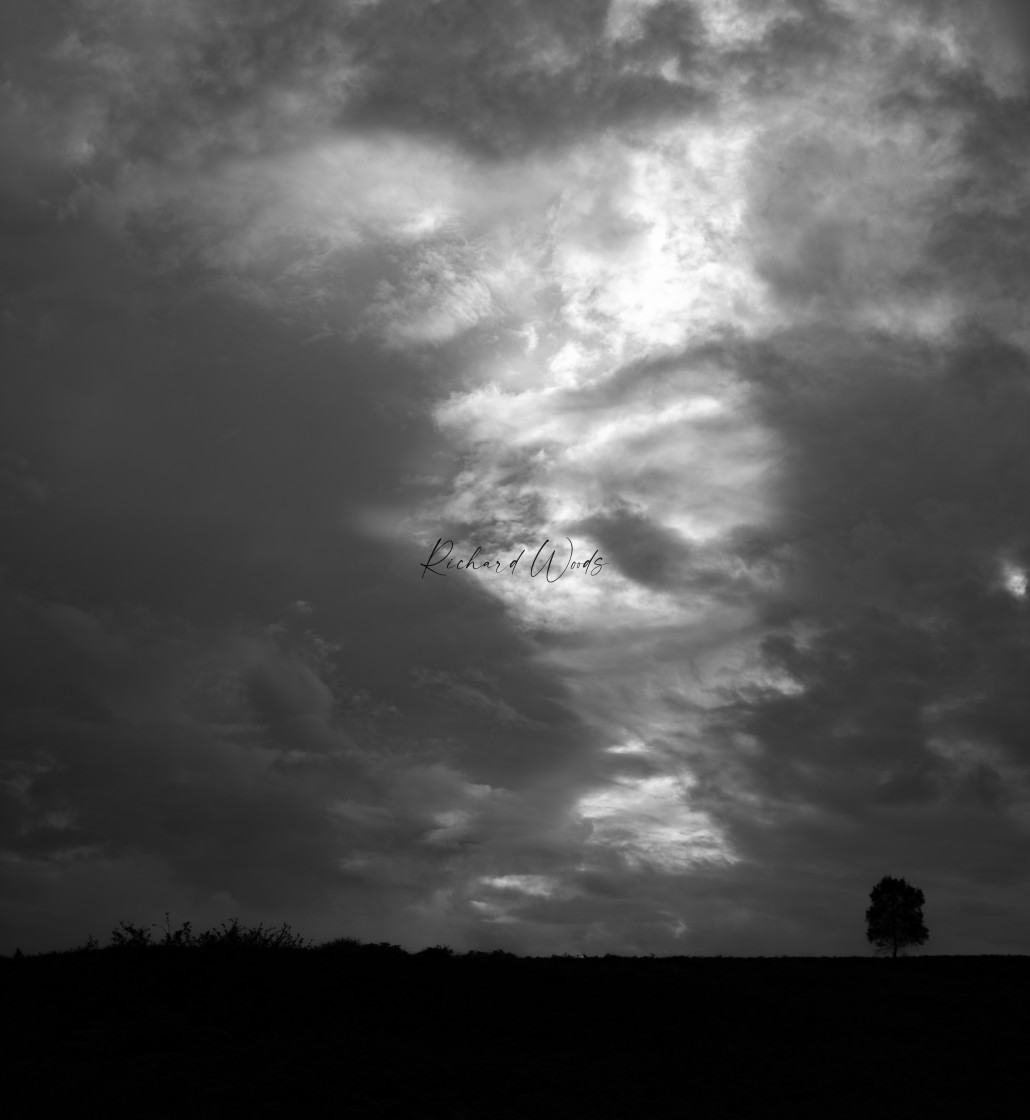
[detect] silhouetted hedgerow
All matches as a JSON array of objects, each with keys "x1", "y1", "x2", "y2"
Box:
[{"x1": 104, "y1": 913, "x2": 311, "y2": 952}]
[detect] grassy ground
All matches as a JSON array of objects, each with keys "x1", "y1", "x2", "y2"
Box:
[{"x1": 3, "y1": 929, "x2": 1025, "y2": 1117}]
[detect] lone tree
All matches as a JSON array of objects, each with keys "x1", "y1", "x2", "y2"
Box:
[{"x1": 866, "y1": 875, "x2": 929, "y2": 958}]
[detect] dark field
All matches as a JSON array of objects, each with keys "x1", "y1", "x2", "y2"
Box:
[{"x1": 3, "y1": 946, "x2": 1025, "y2": 1117}]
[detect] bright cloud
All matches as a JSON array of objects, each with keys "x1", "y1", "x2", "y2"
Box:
[{"x1": 577, "y1": 774, "x2": 738, "y2": 871}]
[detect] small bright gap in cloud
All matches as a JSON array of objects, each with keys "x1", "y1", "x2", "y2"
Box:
[
  {"x1": 664, "y1": 912, "x2": 690, "y2": 938},
  {"x1": 424, "y1": 810, "x2": 473, "y2": 844},
  {"x1": 1000, "y1": 558, "x2": 1027, "y2": 599},
  {"x1": 607, "y1": 738, "x2": 649, "y2": 754},
  {"x1": 576, "y1": 775, "x2": 737, "y2": 871},
  {"x1": 479, "y1": 874, "x2": 561, "y2": 898},
  {"x1": 470, "y1": 875, "x2": 571, "y2": 923}
]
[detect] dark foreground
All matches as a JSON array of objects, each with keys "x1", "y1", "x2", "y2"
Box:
[{"x1": 3, "y1": 948, "x2": 1026, "y2": 1118}]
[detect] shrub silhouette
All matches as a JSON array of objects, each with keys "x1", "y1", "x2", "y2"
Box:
[
  {"x1": 866, "y1": 875, "x2": 929, "y2": 958},
  {"x1": 109, "y1": 919, "x2": 157, "y2": 949},
  {"x1": 108, "y1": 914, "x2": 310, "y2": 951},
  {"x1": 357, "y1": 941, "x2": 409, "y2": 959},
  {"x1": 417, "y1": 944, "x2": 456, "y2": 960},
  {"x1": 464, "y1": 949, "x2": 516, "y2": 961},
  {"x1": 316, "y1": 936, "x2": 363, "y2": 953},
  {"x1": 194, "y1": 917, "x2": 310, "y2": 951}
]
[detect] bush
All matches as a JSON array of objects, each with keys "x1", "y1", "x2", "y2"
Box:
[
  {"x1": 108, "y1": 914, "x2": 310, "y2": 951},
  {"x1": 357, "y1": 941, "x2": 408, "y2": 959},
  {"x1": 110, "y1": 920, "x2": 157, "y2": 950},
  {"x1": 193, "y1": 918, "x2": 310, "y2": 951},
  {"x1": 316, "y1": 936, "x2": 363, "y2": 953},
  {"x1": 416, "y1": 945, "x2": 455, "y2": 960}
]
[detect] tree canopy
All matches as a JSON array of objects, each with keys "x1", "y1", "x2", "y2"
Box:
[{"x1": 866, "y1": 875, "x2": 929, "y2": 957}]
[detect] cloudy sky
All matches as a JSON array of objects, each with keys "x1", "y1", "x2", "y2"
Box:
[{"x1": 3, "y1": 0, "x2": 1030, "y2": 957}]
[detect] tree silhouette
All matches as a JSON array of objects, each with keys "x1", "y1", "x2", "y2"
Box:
[{"x1": 865, "y1": 875, "x2": 929, "y2": 957}]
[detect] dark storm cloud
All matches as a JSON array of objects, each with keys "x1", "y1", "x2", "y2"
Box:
[
  {"x1": 653, "y1": 5, "x2": 1030, "y2": 922},
  {"x1": 0, "y1": 545, "x2": 597, "y2": 951},
  {"x1": 0, "y1": 149, "x2": 596, "y2": 951},
  {"x1": 673, "y1": 0, "x2": 1030, "y2": 938},
  {"x1": 572, "y1": 500, "x2": 763, "y2": 602},
  {"x1": 0, "y1": 575, "x2": 371, "y2": 938},
  {"x1": 670, "y1": 327, "x2": 1030, "y2": 952}
]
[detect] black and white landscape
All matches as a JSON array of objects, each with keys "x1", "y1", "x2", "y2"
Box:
[{"x1": 4, "y1": 0, "x2": 1030, "y2": 1060}]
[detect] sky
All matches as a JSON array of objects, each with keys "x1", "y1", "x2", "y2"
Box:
[{"x1": 2, "y1": 0, "x2": 1030, "y2": 957}]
